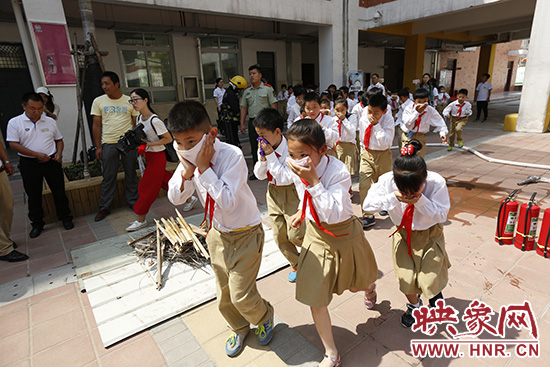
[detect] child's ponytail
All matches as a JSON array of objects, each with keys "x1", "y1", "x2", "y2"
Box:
[{"x1": 393, "y1": 139, "x2": 427, "y2": 195}]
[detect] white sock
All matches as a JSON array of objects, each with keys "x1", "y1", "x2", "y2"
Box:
[{"x1": 410, "y1": 301, "x2": 420, "y2": 308}]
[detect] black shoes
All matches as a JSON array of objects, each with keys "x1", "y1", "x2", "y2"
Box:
[
  {"x1": 29, "y1": 225, "x2": 43, "y2": 239},
  {"x1": 249, "y1": 174, "x2": 258, "y2": 181},
  {"x1": 62, "y1": 217, "x2": 74, "y2": 230},
  {"x1": 401, "y1": 297, "x2": 423, "y2": 328},
  {"x1": 0, "y1": 250, "x2": 29, "y2": 262},
  {"x1": 94, "y1": 209, "x2": 110, "y2": 222}
]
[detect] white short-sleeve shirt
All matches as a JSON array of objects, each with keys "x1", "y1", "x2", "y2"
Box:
[
  {"x1": 138, "y1": 114, "x2": 168, "y2": 152},
  {"x1": 6, "y1": 112, "x2": 63, "y2": 158},
  {"x1": 213, "y1": 87, "x2": 226, "y2": 107},
  {"x1": 476, "y1": 82, "x2": 493, "y2": 101}
]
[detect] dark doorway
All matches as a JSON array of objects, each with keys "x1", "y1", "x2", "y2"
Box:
[
  {"x1": 383, "y1": 48, "x2": 404, "y2": 91},
  {"x1": 505, "y1": 61, "x2": 514, "y2": 92},
  {"x1": 257, "y1": 52, "x2": 276, "y2": 89},
  {"x1": 301, "y1": 63, "x2": 315, "y2": 89},
  {"x1": 0, "y1": 43, "x2": 33, "y2": 142}
]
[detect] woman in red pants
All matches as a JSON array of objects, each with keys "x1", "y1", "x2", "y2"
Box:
[{"x1": 126, "y1": 89, "x2": 174, "y2": 231}]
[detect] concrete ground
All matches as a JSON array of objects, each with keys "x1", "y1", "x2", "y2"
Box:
[{"x1": 2, "y1": 94, "x2": 550, "y2": 367}]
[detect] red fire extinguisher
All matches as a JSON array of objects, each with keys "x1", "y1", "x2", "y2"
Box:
[
  {"x1": 495, "y1": 190, "x2": 519, "y2": 245},
  {"x1": 514, "y1": 192, "x2": 539, "y2": 251},
  {"x1": 537, "y1": 208, "x2": 550, "y2": 258}
]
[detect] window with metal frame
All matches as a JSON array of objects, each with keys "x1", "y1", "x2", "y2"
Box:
[
  {"x1": 116, "y1": 32, "x2": 176, "y2": 103},
  {"x1": 200, "y1": 36, "x2": 240, "y2": 100},
  {"x1": 0, "y1": 43, "x2": 27, "y2": 69}
]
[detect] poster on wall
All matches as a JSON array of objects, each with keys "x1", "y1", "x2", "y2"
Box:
[
  {"x1": 347, "y1": 70, "x2": 364, "y2": 92},
  {"x1": 31, "y1": 22, "x2": 76, "y2": 85}
]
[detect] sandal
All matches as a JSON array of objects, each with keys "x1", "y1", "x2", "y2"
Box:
[
  {"x1": 317, "y1": 354, "x2": 342, "y2": 367},
  {"x1": 363, "y1": 283, "x2": 377, "y2": 309}
]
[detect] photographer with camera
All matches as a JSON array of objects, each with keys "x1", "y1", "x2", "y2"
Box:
[
  {"x1": 92, "y1": 72, "x2": 140, "y2": 222},
  {"x1": 125, "y1": 89, "x2": 175, "y2": 231}
]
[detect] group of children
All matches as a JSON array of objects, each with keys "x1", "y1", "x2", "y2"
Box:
[{"x1": 165, "y1": 82, "x2": 454, "y2": 365}]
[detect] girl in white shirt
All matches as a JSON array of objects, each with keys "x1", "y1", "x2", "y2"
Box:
[
  {"x1": 363, "y1": 139, "x2": 451, "y2": 329},
  {"x1": 126, "y1": 88, "x2": 174, "y2": 231},
  {"x1": 287, "y1": 119, "x2": 378, "y2": 367},
  {"x1": 333, "y1": 98, "x2": 358, "y2": 175}
]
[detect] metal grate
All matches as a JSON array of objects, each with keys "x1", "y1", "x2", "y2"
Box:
[{"x1": 0, "y1": 43, "x2": 27, "y2": 68}]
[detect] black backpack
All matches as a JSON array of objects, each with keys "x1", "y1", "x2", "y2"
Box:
[{"x1": 147, "y1": 114, "x2": 179, "y2": 162}]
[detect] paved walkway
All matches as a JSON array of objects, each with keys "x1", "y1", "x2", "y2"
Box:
[{"x1": 2, "y1": 99, "x2": 550, "y2": 367}]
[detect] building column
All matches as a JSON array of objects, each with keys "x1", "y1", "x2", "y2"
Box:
[
  {"x1": 318, "y1": 21, "x2": 359, "y2": 91},
  {"x1": 476, "y1": 44, "x2": 496, "y2": 83},
  {"x1": 403, "y1": 35, "x2": 426, "y2": 91},
  {"x1": 516, "y1": 0, "x2": 550, "y2": 132}
]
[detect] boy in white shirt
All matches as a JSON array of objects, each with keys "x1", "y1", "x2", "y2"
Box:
[
  {"x1": 395, "y1": 89, "x2": 414, "y2": 148},
  {"x1": 443, "y1": 88, "x2": 472, "y2": 151},
  {"x1": 401, "y1": 88, "x2": 448, "y2": 158},
  {"x1": 359, "y1": 93, "x2": 394, "y2": 228},
  {"x1": 286, "y1": 86, "x2": 305, "y2": 129},
  {"x1": 167, "y1": 101, "x2": 274, "y2": 357},
  {"x1": 474, "y1": 73, "x2": 492, "y2": 122},
  {"x1": 435, "y1": 86, "x2": 450, "y2": 116},
  {"x1": 277, "y1": 84, "x2": 288, "y2": 119},
  {"x1": 253, "y1": 108, "x2": 304, "y2": 283},
  {"x1": 387, "y1": 90, "x2": 400, "y2": 118}
]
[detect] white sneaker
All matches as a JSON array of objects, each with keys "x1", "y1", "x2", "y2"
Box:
[
  {"x1": 126, "y1": 220, "x2": 147, "y2": 232},
  {"x1": 182, "y1": 196, "x2": 198, "y2": 212}
]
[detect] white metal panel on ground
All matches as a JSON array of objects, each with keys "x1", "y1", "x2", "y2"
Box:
[{"x1": 72, "y1": 217, "x2": 288, "y2": 347}]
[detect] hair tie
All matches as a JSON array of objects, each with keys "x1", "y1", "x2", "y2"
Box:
[{"x1": 400, "y1": 144, "x2": 414, "y2": 156}]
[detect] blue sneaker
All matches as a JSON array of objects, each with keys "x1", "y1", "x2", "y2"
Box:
[
  {"x1": 225, "y1": 330, "x2": 248, "y2": 357},
  {"x1": 255, "y1": 316, "x2": 274, "y2": 345},
  {"x1": 361, "y1": 217, "x2": 376, "y2": 229},
  {"x1": 287, "y1": 269, "x2": 297, "y2": 283}
]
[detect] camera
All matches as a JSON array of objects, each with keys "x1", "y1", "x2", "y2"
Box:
[{"x1": 116, "y1": 123, "x2": 146, "y2": 155}]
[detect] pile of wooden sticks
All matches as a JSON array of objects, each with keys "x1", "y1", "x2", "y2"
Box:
[{"x1": 128, "y1": 209, "x2": 210, "y2": 289}]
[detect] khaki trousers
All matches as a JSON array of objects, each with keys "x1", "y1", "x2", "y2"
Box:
[
  {"x1": 335, "y1": 141, "x2": 357, "y2": 175},
  {"x1": 401, "y1": 131, "x2": 427, "y2": 158},
  {"x1": 448, "y1": 116, "x2": 468, "y2": 146},
  {"x1": 359, "y1": 148, "x2": 392, "y2": 217},
  {"x1": 266, "y1": 183, "x2": 304, "y2": 269},
  {"x1": 0, "y1": 171, "x2": 14, "y2": 256},
  {"x1": 207, "y1": 224, "x2": 274, "y2": 334}
]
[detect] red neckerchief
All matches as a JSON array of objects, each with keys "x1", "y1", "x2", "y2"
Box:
[
  {"x1": 363, "y1": 123, "x2": 373, "y2": 151},
  {"x1": 391, "y1": 100, "x2": 397, "y2": 109},
  {"x1": 266, "y1": 151, "x2": 281, "y2": 185},
  {"x1": 414, "y1": 111, "x2": 426, "y2": 133},
  {"x1": 455, "y1": 103, "x2": 465, "y2": 118},
  {"x1": 299, "y1": 157, "x2": 348, "y2": 238},
  {"x1": 390, "y1": 204, "x2": 415, "y2": 258},
  {"x1": 199, "y1": 163, "x2": 215, "y2": 232},
  {"x1": 335, "y1": 119, "x2": 342, "y2": 147},
  {"x1": 360, "y1": 102, "x2": 364, "y2": 108}
]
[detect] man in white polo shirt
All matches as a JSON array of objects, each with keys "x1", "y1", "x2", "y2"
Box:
[{"x1": 6, "y1": 92, "x2": 73, "y2": 238}]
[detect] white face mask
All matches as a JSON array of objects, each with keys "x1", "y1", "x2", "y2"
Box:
[
  {"x1": 173, "y1": 134, "x2": 207, "y2": 166},
  {"x1": 286, "y1": 156, "x2": 310, "y2": 168}
]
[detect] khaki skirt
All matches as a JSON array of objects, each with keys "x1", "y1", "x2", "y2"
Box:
[
  {"x1": 392, "y1": 223, "x2": 451, "y2": 299},
  {"x1": 296, "y1": 217, "x2": 378, "y2": 307},
  {"x1": 335, "y1": 141, "x2": 357, "y2": 175}
]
